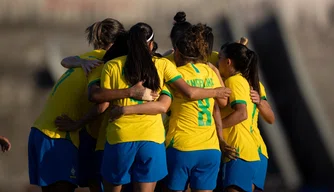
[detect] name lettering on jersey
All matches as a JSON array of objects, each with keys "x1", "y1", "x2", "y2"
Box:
[{"x1": 186, "y1": 78, "x2": 214, "y2": 88}]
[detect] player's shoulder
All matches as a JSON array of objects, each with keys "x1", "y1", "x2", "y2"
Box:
[
  {"x1": 104, "y1": 55, "x2": 127, "y2": 70},
  {"x1": 79, "y1": 49, "x2": 106, "y2": 60},
  {"x1": 225, "y1": 73, "x2": 247, "y2": 85}
]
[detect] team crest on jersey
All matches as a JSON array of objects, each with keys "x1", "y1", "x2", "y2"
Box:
[{"x1": 70, "y1": 167, "x2": 76, "y2": 179}]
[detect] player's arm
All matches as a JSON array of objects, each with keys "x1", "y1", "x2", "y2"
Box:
[
  {"x1": 61, "y1": 56, "x2": 102, "y2": 76},
  {"x1": 56, "y1": 102, "x2": 109, "y2": 132},
  {"x1": 221, "y1": 103, "x2": 247, "y2": 128},
  {"x1": 109, "y1": 94, "x2": 172, "y2": 122},
  {"x1": 0, "y1": 136, "x2": 11, "y2": 152},
  {"x1": 164, "y1": 60, "x2": 231, "y2": 101},
  {"x1": 257, "y1": 100, "x2": 275, "y2": 124},
  {"x1": 213, "y1": 102, "x2": 238, "y2": 159},
  {"x1": 88, "y1": 82, "x2": 158, "y2": 104},
  {"x1": 250, "y1": 87, "x2": 275, "y2": 124},
  {"x1": 208, "y1": 63, "x2": 229, "y2": 107},
  {"x1": 221, "y1": 78, "x2": 248, "y2": 128},
  {"x1": 169, "y1": 79, "x2": 230, "y2": 100}
]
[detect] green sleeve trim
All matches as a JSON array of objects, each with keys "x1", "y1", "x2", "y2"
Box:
[
  {"x1": 88, "y1": 79, "x2": 100, "y2": 88},
  {"x1": 166, "y1": 75, "x2": 182, "y2": 84},
  {"x1": 161, "y1": 90, "x2": 173, "y2": 100},
  {"x1": 230, "y1": 100, "x2": 247, "y2": 107},
  {"x1": 261, "y1": 96, "x2": 267, "y2": 100}
]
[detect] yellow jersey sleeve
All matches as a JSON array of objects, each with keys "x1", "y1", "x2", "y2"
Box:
[
  {"x1": 79, "y1": 49, "x2": 106, "y2": 60},
  {"x1": 100, "y1": 60, "x2": 115, "y2": 90},
  {"x1": 160, "y1": 58, "x2": 182, "y2": 84},
  {"x1": 161, "y1": 85, "x2": 173, "y2": 100},
  {"x1": 88, "y1": 65, "x2": 104, "y2": 88},
  {"x1": 164, "y1": 53, "x2": 176, "y2": 66},
  {"x1": 225, "y1": 75, "x2": 249, "y2": 107},
  {"x1": 259, "y1": 82, "x2": 267, "y2": 100}
]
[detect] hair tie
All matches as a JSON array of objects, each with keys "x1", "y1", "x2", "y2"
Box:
[{"x1": 146, "y1": 32, "x2": 154, "y2": 42}]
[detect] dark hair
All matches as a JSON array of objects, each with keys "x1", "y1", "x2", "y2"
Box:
[
  {"x1": 85, "y1": 18, "x2": 125, "y2": 49},
  {"x1": 152, "y1": 41, "x2": 162, "y2": 57},
  {"x1": 176, "y1": 23, "x2": 209, "y2": 64},
  {"x1": 123, "y1": 22, "x2": 160, "y2": 92},
  {"x1": 170, "y1": 12, "x2": 192, "y2": 49},
  {"x1": 102, "y1": 32, "x2": 129, "y2": 62},
  {"x1": 221, "y1": 43, "x2": 260, "y2": 94},
  {"x1": 204, "y1": 25, "x2": 214, "y2": 55}
]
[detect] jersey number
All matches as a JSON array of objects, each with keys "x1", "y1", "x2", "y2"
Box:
[
  {"x1": 198, "y1": 98, "x2": 212, "y2": 126},
  {"x1": 51, "y1": 68, "x2": 74, "y2": 96}
]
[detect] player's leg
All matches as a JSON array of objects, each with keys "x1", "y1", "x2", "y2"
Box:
[
  {"x1": 89, "y1": 150, "x2": 105, "y2": 192},
  {"x1": 190, "y1": 149, "x2": 221, "y2": 192},
  {"x1": 101, "y1": 142, "x2": 137, "y2": 192},
  {"x1": 77, "y1": 127, "x2": 98, "y2": 190},
  {"x1": 132, "y1": 141, "x2": 168, "y2": 192}
]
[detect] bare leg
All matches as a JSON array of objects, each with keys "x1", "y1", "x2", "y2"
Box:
[
  {"x1": 103, "y1": 179, "x2": 122, "y2": 192},
  {"x1": 224, "y1": 185, "x2": 244, "y2": 192},
  {"x1": 133, "y1": 182, "x2": 157, "y2": 192}
]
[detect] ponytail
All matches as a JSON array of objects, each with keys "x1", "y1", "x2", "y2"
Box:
[
  {"x1": 245, "y1": 50, "x2": 260, "y2": 95},
  {"x1": 124, "y1": 23, "x2": 160, "y2": 92}
]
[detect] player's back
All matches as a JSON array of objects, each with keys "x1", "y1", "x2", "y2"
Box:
[
  {"x1": 33, "y1": 50, "x2": 105, "y2": 147},
  {"x1": 167, "y1": 63, "x2": 221, "y2": 151}
]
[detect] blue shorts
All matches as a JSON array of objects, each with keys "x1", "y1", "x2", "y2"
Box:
[
  {"x1": 253, "y1": 153, "x2": 268, "y2": 190},
  {"x1": 95, "y1": 150, "x2": 104, "y2": 192},
  {"x1": 165, "y1": 147, "x2": 221, "y2": 191},
  {"x1": 101, "y1": 141, "x2": 167, "y2": 185},
  {"x1": 77, "y1": 128, "x2": 97, "y2": 187},
  {"x1": 28, "y1": 128, "x2": 78, "y2": 186},
  {"x1": 222, "y1": 158, "x2": 260, "y2": 192}
]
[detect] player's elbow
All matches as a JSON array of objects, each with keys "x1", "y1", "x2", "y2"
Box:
[
  {"x1": 89, "y1": 91, "x2": 103, "y2": 103},
  {"x1": 96, "y1": 102, "x2": 109, "y2": 114},
  {"x1": 239, "y1": 109, "x2": 248, "y2": 122},
  {"x1": 159, "y1": 105, "x2": 169, "y2": 113}
]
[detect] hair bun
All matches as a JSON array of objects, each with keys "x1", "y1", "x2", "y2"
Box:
[{"x1": 174, "y1": 12, "x2": 187, "y2": 24}]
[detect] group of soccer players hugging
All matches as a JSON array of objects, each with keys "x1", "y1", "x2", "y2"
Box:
[{"x1": 27, "y1": 11, "x2": 275, "y2": 192}]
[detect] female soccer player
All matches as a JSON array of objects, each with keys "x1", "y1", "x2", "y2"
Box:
[
  {"x1": 218, "y1": 42, "x2": 263, "y2": 192},
  {"x1": 99, "y1": 22, "x2": 231, "y2": 192}
]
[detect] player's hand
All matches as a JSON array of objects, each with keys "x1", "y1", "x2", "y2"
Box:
[
  {"x1": 219, "y1": 140, "x2": 238, "y2": 160},
  {"x1": 130, "y1": 81, "x2": 159, "y2": 101},
  {"x1": 215, "y1": 87, "x2": 231, "y2": 98},
  {"x1": 0, "y1": 136, "x2": 11, "y2": 152},
  {"x1": 81, "y1": 59, "x2": 103, "y2": 76},
  {"x1": 55, "y1": 114, "x2": 80, "y2": 132},
  {"x1": 250, "y1": 89, "x2": 261, "y2": 105},
  {"x1": 109, "y1": 105, "x2": 124, "y2": 122}
]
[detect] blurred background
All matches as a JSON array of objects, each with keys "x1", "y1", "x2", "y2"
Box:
[{"x1": 1, "y1": 0, "x2": 334, "y2": 191}]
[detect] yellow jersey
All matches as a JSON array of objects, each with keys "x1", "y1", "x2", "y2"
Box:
[
  {"x1": 221, "y1": 73, "x2": 260, "y2": 162},
  {"x1": 166, "y1": 63, "x2": 221, "y2": 151},
  {"x1": 33, "y1": 49, "x2": 105, "y2": 148},
  {"x1": 101, "y1": 56, "x2": 182, "y2": 145},
  {"x1": 252, "y1": 82, "x2": 269, "y2": 158}
]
